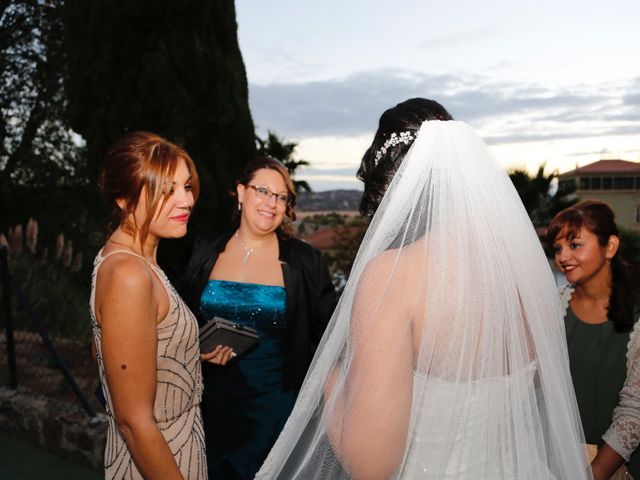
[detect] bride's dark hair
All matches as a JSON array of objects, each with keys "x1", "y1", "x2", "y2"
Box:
[{"x1": 357, "y1": 98, "x2": 453, "y2": 217}]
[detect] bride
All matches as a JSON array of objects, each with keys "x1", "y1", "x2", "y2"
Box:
[{"x1": 256, "y1": 98, "x2": 592, "y2": 479}]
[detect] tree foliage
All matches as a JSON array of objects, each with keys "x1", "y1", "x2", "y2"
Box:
[
  {"x1": 1, "y1": 1, "x2": 258, "y2": 282},
  {"x1": 0, "y1": 1, "x2": 86, "y2": 233},
  {"x1": 62, "y1": 0, "x2": 256, "y2": 232},
  {"x1": 257, "y1": 130, "x2": 312, "y2": 193},
  {"x1": 509, "y1": 164, "x2": 577, "y2": 227}
]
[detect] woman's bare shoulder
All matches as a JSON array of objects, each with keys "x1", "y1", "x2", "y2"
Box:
[
  {"x1": 94, "y1": 253, "x2": 160, "y2": 328},
  {"x1": 356, "y1": 246, "x2": 423, "y2": 307},
  {"x1": 362, "y1": 243, "x2": 425, "y2": 283},
  {"x1": 97, "y1": 253, "x2": 154, "y2": 296}
]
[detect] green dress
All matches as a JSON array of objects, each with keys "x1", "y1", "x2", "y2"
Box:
[{"x1": 565, "y1": 305, "x2": 640, "y2": 476}]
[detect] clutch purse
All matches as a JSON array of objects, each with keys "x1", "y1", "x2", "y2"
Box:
[{"x1": 199, "y1": 316, "x2": 259, "y2": 358}]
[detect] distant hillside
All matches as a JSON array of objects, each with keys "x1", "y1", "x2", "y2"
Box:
[{"x1": 296, "y1": 189, "x2": 362, "y2": 212}]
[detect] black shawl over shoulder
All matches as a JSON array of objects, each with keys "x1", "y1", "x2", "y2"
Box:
[{"x1": 179, "y1": 230, "x2": 337, "y2": 390}]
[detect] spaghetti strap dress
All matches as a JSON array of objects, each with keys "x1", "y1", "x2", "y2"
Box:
[{"x1": 90, "y1": 249, "x2": 207, "y2": 479}]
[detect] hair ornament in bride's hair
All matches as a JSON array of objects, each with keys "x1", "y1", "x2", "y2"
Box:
[{"x1": 374, "y1": 131, "x2": 415, "y2": 162}]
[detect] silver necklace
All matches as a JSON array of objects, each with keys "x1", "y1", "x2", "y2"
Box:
[{"x1": 235, "y1": 231, "x2": 270, "y2": 265}]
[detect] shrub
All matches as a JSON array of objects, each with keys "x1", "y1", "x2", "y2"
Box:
[{"x1": 1, "y1": 219, "x2": 91, "y2": 341}]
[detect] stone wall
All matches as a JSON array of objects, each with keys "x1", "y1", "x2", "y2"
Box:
[{"x1": 0, "y1": 386, "x2": 106, "y2": 470}]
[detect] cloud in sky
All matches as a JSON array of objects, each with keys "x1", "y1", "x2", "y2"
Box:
[
  {"x1": 247, "y1": 71, "x2": 640, "y2": 191},
  {"x1": 417, "y1": 27, "x2": 502, "y2": 50},
  {"x1": 236, "y1": 0, "x2": 640, "y2": 190},
  {"x1": 295, "y1": 166, "x2": 363, "y2": 192},
  {"x1": 249, "y1": 70, "x2": 640, "y2": 145}
]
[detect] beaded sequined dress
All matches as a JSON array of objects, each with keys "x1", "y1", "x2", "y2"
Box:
[{"x1": 90, "y1": 249, "x2": 206, "y2": 479}]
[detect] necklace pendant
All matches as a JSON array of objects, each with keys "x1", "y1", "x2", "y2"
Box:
[{"x1": 242, "y1": 250, "x2": 251, "y2": 265}]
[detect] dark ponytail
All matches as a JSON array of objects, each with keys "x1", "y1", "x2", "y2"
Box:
[{"x1": 609, "y1": 254, "x2": 639, "y2": 332}]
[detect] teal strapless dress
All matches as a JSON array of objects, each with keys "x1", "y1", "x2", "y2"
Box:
[{"x1": 199, "y1": 279, "x2": 295, "y2": 480}]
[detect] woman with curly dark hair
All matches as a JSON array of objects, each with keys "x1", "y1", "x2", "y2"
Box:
[{"x1": 256, "y1": 99, "x2": 591, "y2": 479}]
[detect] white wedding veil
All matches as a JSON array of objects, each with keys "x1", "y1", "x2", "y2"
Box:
[{"x1": 257, "y1": 120, "x2": 591, "y2": 479}]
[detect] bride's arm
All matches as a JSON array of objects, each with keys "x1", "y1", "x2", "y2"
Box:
[{"x1": 327, "y1": 254, "x2": 415, "y2": 480}]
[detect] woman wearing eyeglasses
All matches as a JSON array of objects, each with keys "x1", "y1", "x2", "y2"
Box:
[{"x1": 180, "y1": 156, "x2": 336, "y2": 480}]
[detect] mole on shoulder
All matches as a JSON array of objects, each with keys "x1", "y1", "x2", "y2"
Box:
[{"x1": 121, "y1": 364, "x2": 127, "y2": 370}]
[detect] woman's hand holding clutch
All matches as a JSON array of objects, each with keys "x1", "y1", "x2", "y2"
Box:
[{"x1": 200, "y1": 345, "x2": 235, "y2": 365}]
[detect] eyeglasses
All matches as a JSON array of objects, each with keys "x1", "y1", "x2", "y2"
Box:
[{"x1": 248, "y1": 185, "x2": 290, "y2": 206}]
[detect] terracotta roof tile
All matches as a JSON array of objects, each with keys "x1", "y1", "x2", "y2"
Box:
[
  {"x1": 302, "y1": 226, "x2": 363, "y2": 250},
  {"x1": 559, "y1": 160, "x2": 640, "y2": 178}
]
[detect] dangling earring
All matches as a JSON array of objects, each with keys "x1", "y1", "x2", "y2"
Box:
[{"x1": 238, "y1": 202, "x2": 242, "y2": 211}]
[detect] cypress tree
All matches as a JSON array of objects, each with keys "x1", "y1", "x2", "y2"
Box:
[{"x1": 63, "y1": 0, "x2": 256, "y2": 232}]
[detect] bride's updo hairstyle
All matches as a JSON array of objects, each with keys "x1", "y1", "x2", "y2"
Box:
[{"x1": 357, "y1": 98, "x2": 453, "y2": 217}]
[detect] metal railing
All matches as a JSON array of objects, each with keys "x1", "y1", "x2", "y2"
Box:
[{"x1": 0, "y1": 245, "x2": 96, "y2": 417}]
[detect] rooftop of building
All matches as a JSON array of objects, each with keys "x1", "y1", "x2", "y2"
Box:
[
  {"x1": 559, "y1": 159, "x2": 640, "y2": 178},
  {"x1": 302, "y1": 226, "x2": 363, "y2": 250}
]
